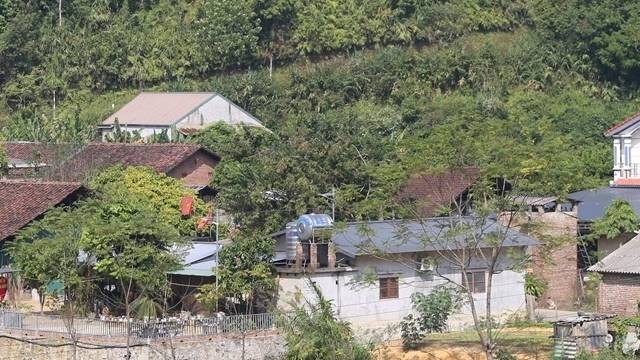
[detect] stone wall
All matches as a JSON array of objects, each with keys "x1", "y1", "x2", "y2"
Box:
[
  {"x1": 0, "y1": 332, "x2": 285, "y2": 360},
  {"x1": 598, "y1": 273, "x2": 640, "y2": 316}
]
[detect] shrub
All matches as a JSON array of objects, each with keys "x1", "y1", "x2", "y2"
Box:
[{"x1": 400, "y1": 285, "x2": 464, "y2": 349}]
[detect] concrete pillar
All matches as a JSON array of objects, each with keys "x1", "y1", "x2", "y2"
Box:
[
  {"x1": 328, "y1": 243, "x2": 336, "y2": 269},
  {"x1": 294, "y1": 242, "x2": 303, "y2": 270},
  {"x1": 309, "y1": 243, "x2": 318, "y2": 272}
]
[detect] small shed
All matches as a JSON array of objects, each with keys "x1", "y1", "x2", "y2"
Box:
[{"x1": 552, "y1": 313, "x2": 615, "y2": 359}]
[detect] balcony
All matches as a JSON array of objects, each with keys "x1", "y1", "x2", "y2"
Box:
[{"x1": 613, "y1": 163, "x2": 640, "y2": 186}]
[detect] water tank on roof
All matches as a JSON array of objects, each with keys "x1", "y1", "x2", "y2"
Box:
[
  {"x1": 296, "y1": 214, "x2": 334, "y2": 241},
  {"x1": 285, "y1": 222, "x2": 299, "y2": 261}
]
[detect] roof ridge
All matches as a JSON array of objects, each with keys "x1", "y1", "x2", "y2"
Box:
[
  {"x1": 139, "y1": 91, "x2": 217, "y2": 95},
  {"x1": 605, "y1": 110, "x2": 640, "y2": 136},
  {"x1": 87, "y1": 142, "x2": 200, "y2": 147},
  {"x1": 0, "y1": 179, "x2": 83, "y2": 186}
]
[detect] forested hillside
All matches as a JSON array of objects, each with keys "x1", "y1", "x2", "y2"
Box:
[{"x1": 2, "y1": 0, "x2": 640, "y2": 230}]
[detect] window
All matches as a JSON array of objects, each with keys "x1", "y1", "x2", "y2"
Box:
[
  {"x1": 379, "y1": 277, "x2": 399, "y2": 299},
  {"x1": 614, "y1": 145, "x2": 619, "y2": 167},
  {"x1": 465, "y1": 271, "x2": 486, "y2": 294},
  {"x1": 625, "y1": 145, "x2": 631, "y2": 167}
]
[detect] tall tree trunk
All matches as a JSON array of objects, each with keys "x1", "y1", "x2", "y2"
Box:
[
  {"x1": 122, "y1": 279, "x2": 133, "y2": 360},
  {"x1": 58, "y1": 0, "x2": 62, "y2": 27}
]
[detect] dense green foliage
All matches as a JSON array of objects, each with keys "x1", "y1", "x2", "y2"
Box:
[
  {"x1": 89, "y1": 166, "x2": 206, "y2": 236},
  {"x1": 9, "y1": 167, "x2": 189, "y2": 314},
  {"x1": 589, "y1": 199, "x2": 640, "y2": 241},
  {"x1": 10, "y1": 207, "x2": 89, "y2": 313},
  {"x1": 196, "y1": 232, "x2": 275, "y2": 314},
  {"x1": 283, "y1": 281, "x2": 371, "y2": 360},
  {"x1": 400, "y1": 285, "x2": 463, "y2": 349},
  {"x1": 3, "y1": 1, "x2": 640, "y2": 232}
]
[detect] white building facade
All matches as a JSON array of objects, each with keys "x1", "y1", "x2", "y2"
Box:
[
  {"x1": 99, "y1": 92, "x2": 265, "y2": 141},
  {"x1": 607, "y1": 112, "x2": 640, "y2": 184},
  {"x1": 274, "y1": 219, "x2": 535, "y2": 329}
]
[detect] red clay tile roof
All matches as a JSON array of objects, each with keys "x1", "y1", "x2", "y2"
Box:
[
  {"x1": 605, "y1": 111, "x2": 640, "y2": 137},
  {"x1": 3, "y1": 142, "x2": 67, "y2": 163},
  {"x1": 2, "y1": 142, "x2": 75, "y2": 179},
  {"x1": 51, "y1": 143, "x2": 220, "y2": 182},
  {"x1": 0, "y1": 180, "x2": 86, "y2": 241},
  {"x1": 396, "y1": 167, "x2": 480, "y2": 216}
]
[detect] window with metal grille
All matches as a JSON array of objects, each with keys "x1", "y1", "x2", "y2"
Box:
[
  {"x1": 465, "y1": 271, "x2": 486, "y2": 294},
  {"x1": 379, "y1": 277, "x2": 399, "y2": 299}
]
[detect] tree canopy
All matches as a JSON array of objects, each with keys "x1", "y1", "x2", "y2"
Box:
[
  {"x1": 2, "y1": 0, "x2": 640, "y2": 232},
  {"x1": 9, "y1": 166, "x2": 192, "y2": 315}
]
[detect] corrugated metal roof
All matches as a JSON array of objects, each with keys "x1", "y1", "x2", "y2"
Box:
[
  {"x1": 332, "y1": 217, "x2": 538, "y2": 257},
  {"x1": 568, "y1": 187, "x2": 640, "y2": 221},
  {"x1": 170, "y1": 242, "x2": 221, "y2": 277},
  {"x1": 513, "y1": 196, "x2": 558, "y2": 207},
  {"x1": 103, "y1": 92, "x2": 215, "y2": 126},
  {"x1": 588, "y1": 234, "x2": 640, "y2": 275},
  {"x1": 181, "y1": 243, "x2": 221, "y2": 265}
]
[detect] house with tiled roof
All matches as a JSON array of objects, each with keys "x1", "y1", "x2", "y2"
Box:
[
  {"x1": 3, "y1": 142, "x2": 221, "y2": 198},
  {"x1": 396, "y1": 166, "x2": 481, "y2": 216},
  {"x1": 0, "y1": 180, "x2": 87, "y2": 266},
  {"x1": 51, "y1": 143, "x2": 220, "y2": 189},
  {"x1": 605, "y1": 111, "x2": 640, "y2": 186},
  {"x1": 568, "y1": 111, "x2": 640, "y2": 256},
  {"x1": 588, "y1": 233, "x2": 640, "y2": 316},
  {"x1": 2, "y1": 142, "x2": 72, "y2": 179},
  {"x1": 98, "y1": 92, "x2": 265, "y2": 141}
]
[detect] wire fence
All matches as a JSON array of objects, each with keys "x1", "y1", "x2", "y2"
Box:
[{"x1": 0, "y1": 310, "x2": 280, "y2": 339}]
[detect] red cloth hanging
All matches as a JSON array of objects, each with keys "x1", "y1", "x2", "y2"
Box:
[
  {"x1": 180, "y1": 196, "x2": 194, "y2": 216},
  {"x1": 0, "y1": 277, "x2": 7, "y2": 301}
]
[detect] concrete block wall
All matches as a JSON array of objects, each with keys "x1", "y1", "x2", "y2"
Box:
[{"x1": 598, "y1": 273, "x2": 640, "y2": 316}]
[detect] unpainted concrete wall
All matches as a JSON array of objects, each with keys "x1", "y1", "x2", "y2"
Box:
[{"x1": 0, "y1": 332, "x2": 285, "y2": 360}]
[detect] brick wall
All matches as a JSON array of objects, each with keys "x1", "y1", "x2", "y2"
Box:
[
  {"x1": 531, "y1": 240, "x2": 578, "y2": 309},
  {"x1": 168, "y1": 151, "x2": 218, "y2": 187},
  {"x1": 507, "y1": 211, "x2": 579, "y2": 309},
  {"x1": 598, "y1": 273, "x2": 640, "y2": 316}
]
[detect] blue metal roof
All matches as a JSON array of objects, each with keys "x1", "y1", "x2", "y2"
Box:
[
  {"x1": 331, "y1": 217, "x2": 538, "y2": 257},
  {"x1": 170, "y1": 242, "x2": 221, "y2": 277},
  {"x1": 568, "y1": 186, "x2": 640, "y2": 221}
]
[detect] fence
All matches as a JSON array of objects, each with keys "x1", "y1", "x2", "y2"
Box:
[{"x1": 0, "y1": 310, "x2": 280, "y2": 339}]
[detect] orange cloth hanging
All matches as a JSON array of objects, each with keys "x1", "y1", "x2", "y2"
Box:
[{"x1": 180, "y1": 196, "x2": 194, "y2": 216}]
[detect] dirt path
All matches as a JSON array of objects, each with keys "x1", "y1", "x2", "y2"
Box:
[{"x1": 373, "y1": 328, "x2": 553, "y2": 360}]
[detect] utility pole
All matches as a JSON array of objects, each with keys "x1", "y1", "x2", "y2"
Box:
[{"x1": 58, "y1": 0, "x2": 62, "y2": 27}]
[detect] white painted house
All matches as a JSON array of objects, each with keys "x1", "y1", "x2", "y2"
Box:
[
  {"x1": 606, "y1": 111, "x2": 640, "y2": 186},
  {"x1": 273, "y1": 216, "x2": 537, "y2": 329},
  {"x1": 98, "y1": 92, "x2": 265, "y2": 141}
]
